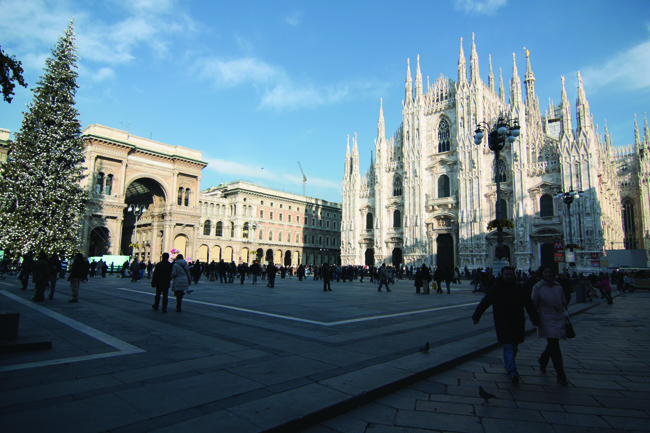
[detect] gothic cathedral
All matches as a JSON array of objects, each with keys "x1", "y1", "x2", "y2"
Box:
[{"x1": 341, "y1": 34, "x2": 650, "y2": 271}]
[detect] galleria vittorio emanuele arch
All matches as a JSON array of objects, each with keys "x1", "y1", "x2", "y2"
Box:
[{"x1": 341, "y1": 34, "x2": 650, "y2": 272}]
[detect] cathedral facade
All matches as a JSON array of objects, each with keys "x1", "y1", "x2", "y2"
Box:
[{"x1": 341, "y1": 34, "x2": 650, "y2": 272}]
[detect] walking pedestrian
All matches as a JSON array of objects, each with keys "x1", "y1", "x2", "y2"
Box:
[
  {"x1": 533, "y1": 265, "x2": 571, "y2": 386},
  {"x1": 472, "y1": 266, "x2": 540, "y2": 383},
  {"x1": 266, "y1": 262, "x2": 277, "y2": 288},
  {"x1": 67, "y1": 253, "x2": 88, "y2": 303},
  {"x1": 377, "y1": 263, "x2": 392, "y2": 292},
  {"x1": 170, "y1": 254, "x2": 191, "y2": 312},
  {"x1": 595, "y1": 274, "x2": 614, "y2": 304},
  {"x1": 31, "y1": 252, "x2": 50, "y2": 302},
  {"x1": 48, "y1": 252, "x2": 60, "y2": 300},
  {"x1": 151, "y1": 253, "x2": 173, "y2": 312},
  {"x1": 18, "y1": 253, "x2": 33, "y2": 290},
  {"x1": 250, "y1": 261, "x2": 261, "y2": 285},
  {"x1": 322, "y1": 263, "x2": 332, "y2": 291}
]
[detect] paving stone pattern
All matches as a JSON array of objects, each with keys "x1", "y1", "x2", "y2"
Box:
[
  {"x1": 0, "y1": 275, "x2": 647, "y2": 432},
  {"x1": 305, "y1": 291, "x2": 650, "y2": 433}
]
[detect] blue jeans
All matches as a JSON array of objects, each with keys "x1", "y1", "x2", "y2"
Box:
[
  {"x1": 378, "y1": 280, "x2": 390, "y2": 291},
  {"x1": 503, "y1": 344, "x2": 519, "y2": 377},
  {"x1": 252, "y1": 274, "x2": 257, "y2": 284}
]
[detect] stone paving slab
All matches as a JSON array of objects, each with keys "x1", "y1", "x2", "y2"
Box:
[
  {"x1": 0, "y1": 277, "x2": 631, "y2": 432},
  {"x1": 304, "y1": 291, "x2": 650, "y2": 432}
]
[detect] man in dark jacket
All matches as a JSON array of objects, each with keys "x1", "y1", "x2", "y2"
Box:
[
  {"x1": 19, "y1": 253, "x2": 33, "y2": 290},
  {"x1": 472, "y1": 266, "x2": 540, "y2": 384},
  {"x1": 151, "y1": 253, "x2": 173, "y2": 312},
  {"x1": 266, "y1": 262, "x2": 277, "y2": 288},
  {"x1": 48, "y1": 252, "x2": 61, "y2": 300},
  {"x1": 32, "y1": 252, "x2": 50, "y2": 302}
]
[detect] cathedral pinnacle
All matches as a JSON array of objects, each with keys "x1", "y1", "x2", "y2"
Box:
[
  {"x1": 560, "y1": 76, "x2": 573, "y2": 136},
  {"x1": 576, "y1": 71, "x2": 591, "y2": 132},
  {"x1": 524, "y1": 47, "x2": 536, "y2": 108},
  {"x1": 346, "y1": 135, "x2": 350, "y2": 156},
  {"x1": 458, "y1": 37, "x2": 467, "y2": 84},
  {"x1": 645, "y1": 112, "x2": 650, "y2": 147},
  {"x1": 510, "y1": 52, "x2": 521, "y2": 104},
  {"x1": 635, "y1": 113, "x2": 641, "y2": 146},
  {"x1": 415, "y1": 55, "x2": 423, "y2": 99},
  {"x1": 470, "y1": 33, "x2": 479, "y2": 85},
  {"x1": 499, "y1": 67, "x2": 505, "y2": 105},
  {"x1": 488, "y1": 54, "x2": 495, "y2": 93},
  {"x1": 405, "y1": 58, "x2": 413, "y2": 102},
  {"x1": 378, "y1": 98, "x2": 385, "y2": 138}
]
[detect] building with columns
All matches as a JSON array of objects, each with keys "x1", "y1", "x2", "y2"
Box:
[
  {"x1": 82, "y1": 125, "x2": 341, "y2": 265},
  {"x1": 341, "y1": 34, "x2": 650, "y2": 271},
  {"x1": 1, "y1": 124, "x2": 342, "y2": 265}
]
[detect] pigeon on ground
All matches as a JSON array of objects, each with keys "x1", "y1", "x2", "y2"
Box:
[
  {"x1": 419, "y1": 342, "x2": 430, "y2": 352},
  {"x1": 479, "y1": 386, "x2": 497, "y2": 404}
]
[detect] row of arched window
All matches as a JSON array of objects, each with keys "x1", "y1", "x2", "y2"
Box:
[
  {"x1": 365, "y1": 210, "x2": 402, "y2": 229},
  {"x1": 178, "y1": 188, "x2": 191, "y2": 206},
  {"x1": 95, "y1": 172, "x2": 114, "y2": 195}
]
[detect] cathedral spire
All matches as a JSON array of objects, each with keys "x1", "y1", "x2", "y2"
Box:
[
  {"x1": 415, "y1": 55, "x2": 423, "y2": 100},
  {"x1": 560, "y1": 76, "x2": 573, "y2": 136},
  {"x1": 576, "y1": 71, "x2": 591, "y2": 132},
  {"x1": 604, "y1": 120, "x2": 612, "y2": 151},
  {"x1": 499, "y1": 67, "x2": 505, "y2": 105},
  {"x1": 645, "y1": 112, "x2": 650, "y2": 147},
  {"x1": 524, "y1": 47, "x2": 536, "y2": 107},
  {"x1": 458, "y1": 37, "x2": 467, "y2": 85},
  {"x1": 509, "y1": 52, "x2": 521, "y2": 104},
  {"x1": 635, "y1": 113, "x2": 641, "y2": 146},
  {"x1": 488, "y1": 54, "x2": 495, "y2": 93},
  {"x1": 346, "y1": 135, "x2": 350, "y2": 157},
  {"x1": 378, "y1": 98, "x2": 385, "y2": 139},
  {"x1": 470, "y1": 33, "x2": 480, "y2": 85},
  {"x1": 405, "y1": 58, "x2": 413, "y2": 102}
]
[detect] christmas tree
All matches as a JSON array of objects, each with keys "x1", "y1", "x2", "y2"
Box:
[{"x1": 0, "y1": 19, "x2": 86, "y2": 256}]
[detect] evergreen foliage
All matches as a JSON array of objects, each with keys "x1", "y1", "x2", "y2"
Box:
[
  {"x1": 0, "y1": 45, "x2": 28, "y2": 103},
  {"x1": 0, "y1": 19, "x2": 86, "y2": 256}
]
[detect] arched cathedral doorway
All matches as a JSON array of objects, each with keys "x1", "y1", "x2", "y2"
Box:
[
  {"x1": 365, "y1": 248, "x2": 375, "y2": 266},
  {"x1": 392, "y1": 248, "x2": 403, "y2": 266},
  {"x1": 436, "y1": 234, "x2": 454, "y2": 270}
]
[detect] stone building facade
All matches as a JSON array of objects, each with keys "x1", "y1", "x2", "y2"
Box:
[
  {"x1": 341, "y1": 34, "x2": 650, "y2": 271},
  {"x1": 82, "y1": 125, "x2": 341, "y2": 265}
]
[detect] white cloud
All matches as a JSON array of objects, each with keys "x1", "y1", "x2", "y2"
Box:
[
  {"x1": 92, "y1": 67, "x2": 116, "y2": 82},
  {"x1": 204, "y1": 158, "x2": 280, "y2": 181},
  {"x1": 580, "y1": 35, "x2": 650, "y2": 93},
  {"x1": 285, "y1": 10, "x2": 304, "y2": 26},
  {"x1": 204, "y1": 157, "x2": 340, "y2": 190},
  {"x1": 260, "y1": 83, "x2": 348, "y2": 111},
  {"x1": 454, "y1": 0, "x2": 507, "y2": 15},
  {"x1": 197, "y1": 57, "x2": 285, "y2": 87}
]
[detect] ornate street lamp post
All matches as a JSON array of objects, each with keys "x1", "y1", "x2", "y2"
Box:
[
  {"x1": 555, "y1": 189, "x2": 580, "y2": 253},
  {"x1": 127, "y1": 204, "x2": 147, "y2": 258},
  {"x1": 474, "y1": 116, "x2": 520, "y2": 272}
]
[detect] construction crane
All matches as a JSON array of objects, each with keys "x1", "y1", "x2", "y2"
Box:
[{"x1": 297, "y1": 161, "x2": 307, "y2": 196}]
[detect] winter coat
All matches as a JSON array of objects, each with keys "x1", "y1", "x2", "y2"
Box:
[
  {"x1": 414, "y1": 269, "x2": 423, "y2": 288},
  {"x1": 68, "y1": 258, "x2": 88, "y2": 280},
  {"x1": 32, "y1": 258, "x2": 50, "y2": 284},
  {"x1": 595, "y1": 278, "x2": 613, "y2": 292},
  {"x1": 151, "y1": 260, "x2": 173, "y2": 289},
  {"x1": 532, "y1": 279, "x2": 569, "y2": 339},
  {"x1": 472, "y1": 280, "x2": 540, "y2": 344},
  {"x1": 170, "y1": 259, "x2": 191, "y2": 292}
]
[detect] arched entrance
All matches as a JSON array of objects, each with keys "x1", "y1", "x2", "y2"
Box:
[
  {"x1": 89, "y1": 227, "x2": 111, "y2": 257},
  {"x1": 224, "y1": 246, "x2": 233, "y2": 262},
  {"x1": 265, "y1": 248, "x2": 274, "y2": 264},
  {"x1": 241, "y1": 247, "x2": 249, "y2": 264},
  {"x1": 121, "y1": 178, "x2": 166, "y2": 257},
  {"x1": 174, "y1": 235, "x2": 188, "y2": 258},
  {"x1": 284, "y1": 250, "x2": 292, "y2": 266},
  {"x1": 365, "y1": 248, "x2": 375, "y2": 266},
  {"x1": 198, "y1": 244, "x2": 209, "y2": 262},
  {"x1": 436, "y1": 234, "x2": 454, "y2": 270},
  {"x1": 212, "y1": 245, "x2": 221, "y2": 262},
  {"x1": 392, "y1": 248, "x2": 403, "y2": 266},
  {"x1": 540, "y1": 243, "x2": 558, "y2": 274},
  {"x1": 256, "y1": 248, "x2": 263, "y2": 262}
]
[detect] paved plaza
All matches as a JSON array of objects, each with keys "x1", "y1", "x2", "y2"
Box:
[{"x1": 0, "y1": 274, "x2": 647, "y2": 432}]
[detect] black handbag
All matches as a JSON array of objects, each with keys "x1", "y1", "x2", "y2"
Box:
[{"x1": 566, "y1": 317, "x2": 576, "y2": 339}]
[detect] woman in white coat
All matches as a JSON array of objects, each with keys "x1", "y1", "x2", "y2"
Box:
[
  {"x1": 532, "y1": 264, "x2": 569, "y2": 385},
  {"x1": 170, "y1": 254, "x2": 191, "y2": 312}
]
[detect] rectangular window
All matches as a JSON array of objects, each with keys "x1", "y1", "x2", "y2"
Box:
[
  {"x1": 326, "y1": 237, "x2": 329, "y2": 246},
  {"x1": 319, "y1": 220, "x2": 322, "y2": 227},
  {"x1": 334, "y1": 222, "x2": 337, "y2": 229},
  {"x1": 270, "y1": 212, "x2": 274, "y2": 220},
  {"x1": 327, "y1": 221, "x2": 330, "y2": 228},
  {"x1": 297, "y1": 216, "x2": 300, "y2": 224},
  {"x1": 280, "y1": 204, "x2": 283, "y2": 208},
  {"x1": 319, "y1": 236, "x2": 323, "y2": 245},
  {"x1": 260, "y1": 210, "x2": 264, "y2": 218},
  {"x1": 279, "y1": 214, "x2": 283, "y2": 221},
  {"x1": 288, "y1": 215, "x2": 292, "y2": 222},
  {"x1": 312, "y1": 218, "x2": 315, "y2": 226},
  {"x1": 311, "y1": 235, "x2": 315, "y2": 244}
]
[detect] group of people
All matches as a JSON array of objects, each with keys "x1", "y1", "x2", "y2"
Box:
[{"x1": 472, "y1": 264, "x2": 576, "y2": 386}]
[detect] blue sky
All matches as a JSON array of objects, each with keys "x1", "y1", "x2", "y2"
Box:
[{"x1": 1, "y1": 0, "x2": 649, "y2": 203}]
